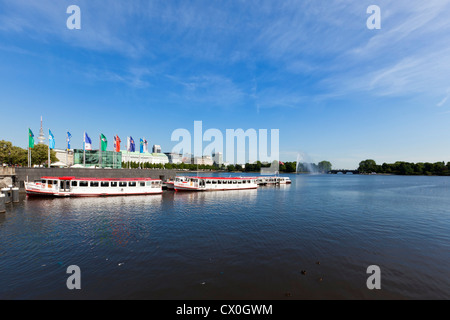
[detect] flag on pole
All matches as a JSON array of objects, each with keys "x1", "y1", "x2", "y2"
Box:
[
  {"x1": 143, "y1": 138, "x2": 148, "y2": 153},
  {"x1": 28, "y1": 129, "x2": 35, "y2": 149},
  {"x1": 85, "y1": 132, "x2": 92, "y2": 150},
  {"x1": 129, "y1": 136, "x2": 135, "y2": 152},
  {"x1": 49, "y1": 130, "x2": 55, "y2": 149},
  {"x1": 115, "y1": 135, "x2": 121, "y2": 152},
  {"x1": 100, "y1": 134, "x2": 108, "y2": 151},
  {"x1": 140, "y1": 138, "x2": 144, "y2": 153},
  {"x1": 67, "y1": 132, "x2": 72, "y2": 150}
]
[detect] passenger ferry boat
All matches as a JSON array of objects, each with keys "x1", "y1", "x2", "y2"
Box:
[
  {"x1": 173, "y1": 176, "x2": 258, "y2": 191},
  {"x1": 25, "y1": 176, "x2": 163, "y2": 197},
  {"x1": 257, "y1": 176, "x2": 292, "y2": 185}
]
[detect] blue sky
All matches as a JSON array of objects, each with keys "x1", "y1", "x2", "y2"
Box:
[{"x1": 1, "y1": 0, "x2": 450, "y2": 169}]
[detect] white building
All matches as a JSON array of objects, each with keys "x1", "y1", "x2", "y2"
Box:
[
  {"x1": 54, "y1": 149, "x2": 74, "y2": 167},
  {"x1": 212, "y1": 152, "x2": 223, "y2": 166},
  {"x1": 121, "y1": 151, "x2": 169, "y2": 165},
  {"x1": 152, "y1": 145, "x2": 162, "y2": 153},
  {"x1": 192, "y1": 156, "x2": 214, "y2": 166},
  {"x1": 164, "y1": 153, "x2": 183, "y2": 164}
]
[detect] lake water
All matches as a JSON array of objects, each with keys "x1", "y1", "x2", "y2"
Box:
[{"x1": 0, "y1": 174, "x2": 449, "y2": 299}]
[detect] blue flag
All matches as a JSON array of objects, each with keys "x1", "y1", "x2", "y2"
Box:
[
  {"x1": 84, "y1": 132, "x2": 92, "y2": 150},
  {"x1": 49, "y1": 130, "x2": 55, "y2": 149},
  {"x1": 67, "y1": 132, "x2": 72, "y2": 150},
  {"x1": 130, "y1": 136, "x2": 135, "y2": 152},
  {"x1": 140, "y1": 138, "x2": 144, "y2": 153}
]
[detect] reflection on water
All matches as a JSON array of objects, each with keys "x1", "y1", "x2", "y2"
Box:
[{"x1": 0, "y1": 175, "x2": 449, "y2": 299}]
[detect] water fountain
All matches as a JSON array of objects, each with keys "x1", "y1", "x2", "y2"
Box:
[{"x1": 296, "y1": 152, "x2": 319, "y2": 174}]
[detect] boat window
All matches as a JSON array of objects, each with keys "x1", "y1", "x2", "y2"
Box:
[
  {"x1": 218, "y1": 180, "x2": 222, "y2": 184},
  {"x1": 79, "y1": 181, "x2": 88, "y2": 187},
  {"x1": 90, "y1": 181, "x2": 99, "y2": 187},
  {"x1": 243, "y1": 180, "x2": 246, "y2": 184},
  {"x1": 233, "y1": 181, "x2": 237, "y2": 184},
  {"x1": 101, "y1": 181, "x2": 110, "y2": 187},
  {"x1": 206, "y1": 180, "x2": 211, "y2": 184},
  {"x1": 119, "y1": 181, "x2": 127, "y2": 187},
  {"x1": 212, "y1": 180, "x2": 217, "y2": 184},
  {"x1": 228, "y1": 181, "x2": 232, "y2": 184},
  {"x1": 238, "y1": 181, "x2": 242, "y2": 184},
  {"x1": 53, "y1": 180, "x2": 58, "y2": 185},
  {"x1": 140, "y1": 182, "x2": 145, "y2": 187},
  {"x1": 71, "y1": 181, "x2": 78, "y2": 187},
  {"x1": 111, "y1": 182, "x2": 118, "y2": 187},
  {"x1": 129, "y1": 182, "x2": 137, "y2": 187},
  {"x1": 146, "y1": 181, "x2": 152, "y2": 186}
]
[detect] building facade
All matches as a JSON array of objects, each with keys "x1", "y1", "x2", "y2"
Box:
[
  {"x1": 121, "y1": 152, "x2": 169, "y2": 165},
  {"x1": 73, "y1": 149, "x2": 122, "y2": 169},
  {"x1": 54, "y1": 148, "x2": 74, "y2": 167},
  {"x1": 152, "y1": 145, "x2": 162, "y2": 153},
  {"x1": 164, "y1": 153, "x2": 183, "y2": 164}
]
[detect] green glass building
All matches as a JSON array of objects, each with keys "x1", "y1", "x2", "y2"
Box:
[{"x1": 73, "y1": 149, "x2": 122, "y2": 169}]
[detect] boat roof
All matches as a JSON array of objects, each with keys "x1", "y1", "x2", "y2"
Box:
[
  {"x1": 182, "y1": 176, "x2": 258, "y2": 180},
  {"x1": 40, "y1": 176, "x2": 161, "y2": 181}
]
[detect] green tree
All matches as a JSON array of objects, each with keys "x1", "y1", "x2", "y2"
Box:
[
  {"x1": 358, "y1": 159, "x2": 377, "y2": 173},
  {"x1": 318, "y1": 161, "x2": 332, "y2": 173}
]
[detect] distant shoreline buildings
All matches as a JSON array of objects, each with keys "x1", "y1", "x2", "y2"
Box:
[{"x1": 29, "y1": 117, "x2": 242, "y2": 168}]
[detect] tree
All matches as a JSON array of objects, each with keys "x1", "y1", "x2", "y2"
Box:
[
  {"x1": 30, "y1": 144, "x2": 58, "y2": 166},
  {"x1": 318, "y1": 161, "x2": 332, "y2": 173},
  {"x1": 358, "y1": 159, "x2": 377, "y2": 173},
  {"x1": 0, "y1": 140, "x2": 13, "y2": 164}
]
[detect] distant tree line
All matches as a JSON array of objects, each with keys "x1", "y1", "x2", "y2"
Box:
[
  {"x1": 122, "y1": 161, "x2": 218, "y2": 170},
  {"x1": 358, "y1": 159, "x2": 450, "y2": 176},
  {"x1": 0, "y1": 140, "x2": 57, "y2": 167},
  {"x1": 122, "y1": 160, "x2": 333, "y2": 173}
]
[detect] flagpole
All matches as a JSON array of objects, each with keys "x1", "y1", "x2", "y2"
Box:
[
  {"x1": 66, "y1": 131, "x2": 68, "y2": 167},
  {"x1": 99, "y1": 135, "x2": 102, "y2": 168},
  {"x1": 48, "y1": 131, "x2": 50, "y2": 169},
  {"x1": 83, "y1": 132, "x2": 86, "y2": 167}
]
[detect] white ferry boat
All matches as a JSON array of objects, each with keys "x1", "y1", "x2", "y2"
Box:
[
  {"x1": 174, "y1": 176, "x2": 258, "y2": 191},
  {"x1": 165, "y1": 176, "x2": 188, "y2": 190},
  {"x1": 25, "y1": 176, "x2": 163, "y2": 197},
  {"x1": 257, "y1": 176, "x2": 292, "y2": 185}
]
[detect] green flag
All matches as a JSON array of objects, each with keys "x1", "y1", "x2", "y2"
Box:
[
  {"x1": 28, "y1": 128, "x2": 34, "y2": 149},
  {"x1": 100, "y1": 134, "x2": 108, "y2": 151}
]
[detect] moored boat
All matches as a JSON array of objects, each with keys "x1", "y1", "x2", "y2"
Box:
[
  {"x1": 25, "y1": 176, "x2": 163, "y2": 197},
  {"x1": 174, "y1": 176, "x2": 258, "y2": 191},
  {"x1": 256, "y1": 176, "x2": 292, "y2": 185}
]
